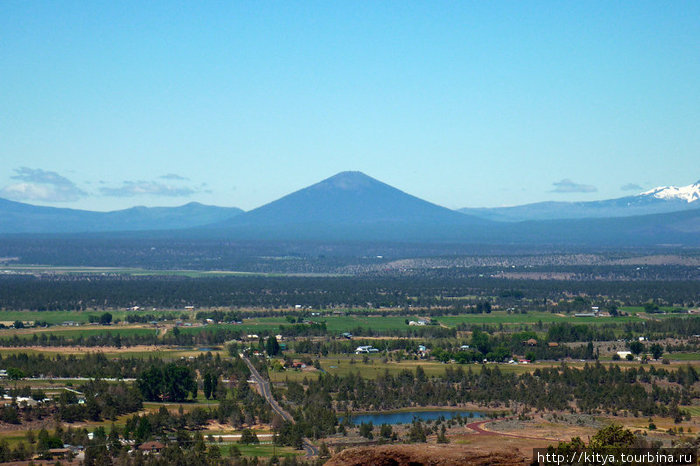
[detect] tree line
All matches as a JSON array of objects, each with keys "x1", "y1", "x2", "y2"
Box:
[
  {"x1": 1, "y1": 273, "x2": 697, "y2": 311},
  {"x1": 287, "y1": 363, "x2": 693, "y2": 418}
]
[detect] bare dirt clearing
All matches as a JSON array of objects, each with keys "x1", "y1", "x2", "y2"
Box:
[{"x1": 325, "y1": 444, "x2": 530, "y2": 466}]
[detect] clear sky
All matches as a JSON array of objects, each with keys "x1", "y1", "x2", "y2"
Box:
[{"x1": 1, "y1": 1, "x2": 698, "y2": 211}]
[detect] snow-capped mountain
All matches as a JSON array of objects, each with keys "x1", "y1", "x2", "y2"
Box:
[
  {"x1": 640, "y1": 180, "x2": 700, "y2": 203},
  {"x1": 459, "y1": 179, "x2": 700, "y2": 222}
]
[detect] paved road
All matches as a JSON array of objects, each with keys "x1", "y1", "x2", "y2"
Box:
[{"x1": 242, "y1": 355, "x2": 319, "y2": 457}]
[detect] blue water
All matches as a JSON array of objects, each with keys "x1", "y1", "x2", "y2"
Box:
[{"x1": 344, "y1": 410, "x2": 482, "y2": 425}]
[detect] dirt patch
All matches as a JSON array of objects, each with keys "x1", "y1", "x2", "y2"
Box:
[
  {"x1": 2, "y1": 461, "x2": 80, "y2": 466},
  {"x1": 0, "y1": 344, "x2": 165, "y2": 354},
  {"x1": 484, "y1": 414, "x2": 602, "y2": 443},
  {"x1": 493, "y1": 272, "x2": 576, "y2": 280},
  {"x1": 610, "y1": 255, "x2": 700, "y2": 266},
  {"x1": 325, "y1": 444, "x2": 530, "y2": 466},
  {"x1": 492, "y1": 414, "x2": 602, "y2": 431}
]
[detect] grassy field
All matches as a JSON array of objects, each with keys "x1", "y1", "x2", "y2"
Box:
[
  {"x1": 177, "y1": 315, "x2": 417, "y2": 336},
  {"x1": 620, "y1": 306, "x2": 689, "y2": 315},
  {"x1": 217, "y1": 443, "x2": 302, "y2": 458},
  {"x1": 666, "y1": 352, "x2": 700, "y2": 361},
  {"x1": 0, "y1": 309, "x2": 189, "y2": 325},
  {"x1": 0, "y1": 347, "x2": 210, "y2": 360},
  {"x1": 0, "y1": 265, "x2": 252, "y2": 277},
  {"x1": 681, "y1": 406, "x2": 700, "y2": 418},
  {"x1": 439, "y1": 311, "x2": 642, "y2": 327},
  {"x1": 0, "y1": 326, "x2": 158, "y2": 340},
  {"x1": 191, "y1": 311, "x2": 644, "y2": 337},
  {"x1": 1, "y1": 265, "x2": 341, "y2": 278},
  {"x1": 320, "y1": 315, "x2": 421, "y2": 332},
  {"x1": 177, "y1": 318, "x2": 289, "y2": 335},
  {"x1": 269, "y1": 353, "x2": 700, "y2": 383},
  {"x1": 279, "y1": 311, "x2": 642, "y2": 333},
  {"x1": 0, "y1": 308, "x2": 668, "y2": 341},
  {"x1": 268, "y1": 355, "x2": 564, "y2": 382}
]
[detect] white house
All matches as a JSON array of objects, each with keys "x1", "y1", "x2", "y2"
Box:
[
  {"x1": 355, "y1": 346, "x2": 379, "y2": 354},
  {"x1": 408, "y1": 319, "x2": 428, "y2": 326}
]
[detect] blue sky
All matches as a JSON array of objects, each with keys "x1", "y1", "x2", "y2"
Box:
[{"x1": 1, "y1": 1, "x2": 698, "y2": 211}]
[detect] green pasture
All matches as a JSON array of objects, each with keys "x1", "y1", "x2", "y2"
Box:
[
  {"x1": 269, "y1": 354, "x2": 699, "y2": 384},
  {"x1": 252, "y1": 311, "x2": 644, "y2": 334},
  {"x1": 0, "y1": 347, "x2": 207, "y2": 359},
  {"x1": 439, "y1": 311, "x2": 641, "y2": 327},
  {"x1": 0, "y1": 327, "x2": 157, "y2": 340},
  {"x1": 218, "y1": 443, "x2": 302, "y2": 458},
  {"x1": 620, "y1": 306, "x2": 689, "y2": 315},
  {"x1": 172, "y1": 313, "x2": 416, "y2": 335},
  {"x1": 191, "y1": 312, "x2": 577, "y2": 336},
  {"x1": 666, "y1": 352, "x2": 700, "y2": 361},
  {"x1": 268, "y1": 355, "x2": 555, "y2": 383},
  {"x1": 0, "y1": 431, "x2": 33, "y2": 448},
  {"x1": 680, "y1": 406, "x2": 700, "y2": 418},
  {"x1": 320, "y1": 315, "x2": 421, "y2": 332},
  {"x1": 0, "y1": 265, "x2": 248, "y2": 277},
  {"x1": 0, "y1": 309, "x2": 186, "y2": 325},
  {"x1": 143, "y1": 399, "x2": 219, "y2": 412},
  {"x1": 177, "y1": 318, "x2": 288, "y2": 335},
  {"x1": 1, "y1": 264, "x2": 339, "y2": 278}
]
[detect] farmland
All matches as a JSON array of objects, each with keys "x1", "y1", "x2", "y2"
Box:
[{"x1": 0, "y1": 270, "x2": 696, "y2": 464}]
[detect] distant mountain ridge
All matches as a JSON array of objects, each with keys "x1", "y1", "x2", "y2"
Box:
[
  {"x1": 0, "y1": 199, "x2": 243, "y2": 234},
  {"x1": 459, "y1": 180, "x2": 700, "y2": 222},
  {"x1": 223, "y1": 171, "x2": 481, "y2": 225},
  {"x1": 1, "y1": 172, "x2": 698, "y2": 247},
  {"x1": 208, "y1": 171, "x2": 488, "y2": 241},
  {"x1": 641, "y1": 180, "x2": 700, "y2": 203},
  {"x1": 196, "y1": 172, "x2": 698, "y2": 245}
]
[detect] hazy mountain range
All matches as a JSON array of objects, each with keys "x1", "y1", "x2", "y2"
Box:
[
  {"x1": 0, "y1": 172, "x2": 698, "y2": 246},
  {"x1": 0, "y1": 198, "x2": 242, "y2": 234},
  {"x1": 203, "y1": 171, "x2": 488, "y2": 241},
  {"x1": 459, "y1": 180, "x2": 700, "y2": 221}
]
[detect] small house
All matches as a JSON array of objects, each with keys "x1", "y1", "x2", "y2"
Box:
[
  {"x1": 417, "y1": 345, "x2": 430, "y2": 358},
  {"x1": 355, "y1": 346, "x2": 379, "y2": 354},
  {"x1": 139, "y1": 441, "x2": 165, "y2": 454},
  {"x1": 47, "y1": 448, "x2": 71, "y2": 460},
  {"x1": 408, "y1": 320, "x2": 427, "y2": 326}
]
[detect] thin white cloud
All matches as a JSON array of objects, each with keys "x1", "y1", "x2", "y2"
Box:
[
  {"x1": 160, "y1": 173, "x2": 189, "y2": 181},
  {"x1": 550, "y1": 179, "x2": 597, "y2": 193},
  {"x1": 100, "y1": 180, "x2": 198, "y2": 197},
  {"x1": 620, "y1": 183, "x2": 644, "y2": 192},
  {"x1": 0, "y1": 167, "x2": 87, "y2": 202}
]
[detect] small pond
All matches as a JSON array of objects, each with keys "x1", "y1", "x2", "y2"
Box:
[{"x1": 344, "y1": 410, "x2": 483, "y2": 425}]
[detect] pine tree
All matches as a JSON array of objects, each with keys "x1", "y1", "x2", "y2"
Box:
[
  {"x1": 203, "y1": 373, "x2": 213, "y2": 399},
  {"x1": 319, "y1": 442, "x2": 330, "y2": 458},
  {"x1": 437, "y1": 425, "x2": 449, "y2": 444}
]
